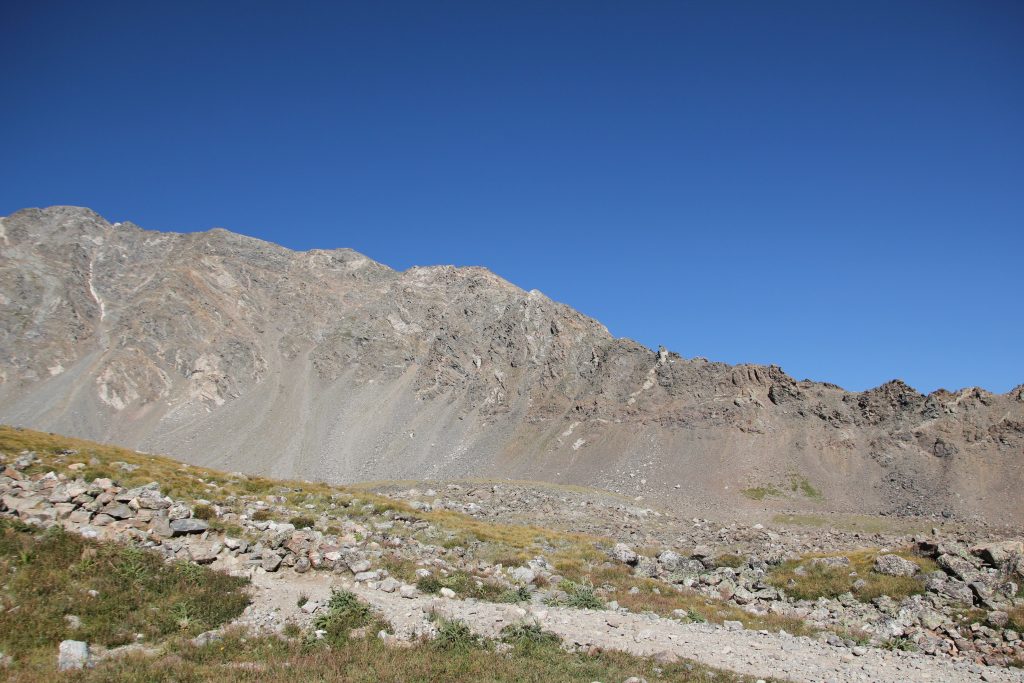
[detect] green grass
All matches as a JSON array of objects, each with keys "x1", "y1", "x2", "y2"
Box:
[
  {"x1": 416, "y1": 570, "x2": 508, "y2": 602},
  {"x1": 545, "y1": 580, "x2": 605, "y2": 610},
  {"x1": 7, "y1": 628, "x2": 771, "y2": 683},
  {"x1": 0, "y1": 518, "x2": 249, "y2": 673},
  {"x1": 500, "y1": 623, "x2": 561, "y2": 652},
  {"x1": 432, "y1": 618, "x2": 485, "y2": 652},
  {"x1": 767, "y1": 549, "x2": 937, "y2": 602}
]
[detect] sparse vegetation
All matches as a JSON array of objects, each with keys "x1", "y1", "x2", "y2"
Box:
[
  {"x1": 741, "y1": 485, "x2": 780, "y2": 501},
  {"x1": 789, "y1": 475, "x2": 822, "y2": 500},
  {"x1": 882, "y1": 636, "x2": 917, "y2": 652},
  {"x1": 767, "y1": 549, "x2": 936, "y2": 602},
  {"x1": 742, "y1": 475, "x2": 820, "y2": 502},
  {"x1": 1008, "y1": 605, "x2": 1024, "y2": 632},
  {"x1": 497, "y1": 585, "x2": 532, "y2": 603}
]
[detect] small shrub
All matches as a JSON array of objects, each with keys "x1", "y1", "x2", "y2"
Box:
[
  {"x1": 312, "y1": 589, "x2": 373, "y2": 645},
  {"x1": 549, "y1": 580, "x2": 604, "y2": 610},
  {"x1": 713, "y1": 553, "x2": 746, "y2": 569},
  {"x1": 501, "y1": 623, "x2": 559, "y2": 651},
  {"x1": 497, "y1": 586, "x2": 531, "y2": 603},
  {"x1": 192, "y1": 504, "x2": 215, "y2": 520},
  {"x1": 417, "y1": 575, "x2": 443, "y2": 594},
  {"x1": 882, "y1": 636, "x2": 917, "y2": 652},
  {"x1": 289, "y1": 515, "x2": 315, "y2": 529},
  {"x1": 251, "y1": 510, "x2": 272, "y2": 521},
  {"x1": 433, "y1": 619, "x2": 483, "y2": 652}
]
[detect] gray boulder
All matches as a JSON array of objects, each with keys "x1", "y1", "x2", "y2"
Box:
[
  {"x1": 261, "y1": 553, "x2": 282, "y2": 572},
  {"x1": 873, "y1": 554, "x2": 919, "y2": 577},
  {"x1": 58, "y1": 640, "x2": 89, "y2": 671},
  {"x1": 611, "y1": 543, "x2": 638, "y2": 566},
  {"x1": 170, "y1": 518, "x2": 209, "y2": 536},
  {"x1": 657, "y1": 550, "x2": 683, "y2": 571}
]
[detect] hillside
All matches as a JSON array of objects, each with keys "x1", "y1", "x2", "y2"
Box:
[{"x1": 1, "y1": 206, "x2": 1022, "y2": 521}]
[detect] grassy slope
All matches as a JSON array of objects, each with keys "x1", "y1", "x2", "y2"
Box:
[{"x1": 0, "y1": 518, "x2": 249, "y2": 678}]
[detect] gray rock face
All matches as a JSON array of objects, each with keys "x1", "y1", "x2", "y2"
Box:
[{"x1": 1, "y1": 206, "x2": 1023, "y2": 521}]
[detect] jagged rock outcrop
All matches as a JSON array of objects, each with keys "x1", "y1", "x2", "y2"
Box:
[{"x1": 1, "y1": 206, "x2": 1022, "y2": 520}]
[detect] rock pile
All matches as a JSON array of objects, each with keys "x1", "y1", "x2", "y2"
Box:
[{"x1": 603, "y1": 539, "x2": 1024, "y2": 665}]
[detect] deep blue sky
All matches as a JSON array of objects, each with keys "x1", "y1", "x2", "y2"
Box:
[{"x1": 2, "y1": 1, "x2": 1022, "y2": 393}]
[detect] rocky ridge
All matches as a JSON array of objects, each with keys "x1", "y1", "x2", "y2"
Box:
[{"x1": 1, "y1": 206, "x2": 1022, "y2": 521}]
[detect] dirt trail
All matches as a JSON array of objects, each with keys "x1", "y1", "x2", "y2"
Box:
[{"x1": 237, "y1": 568, "x2": 1021, "y2": 683}]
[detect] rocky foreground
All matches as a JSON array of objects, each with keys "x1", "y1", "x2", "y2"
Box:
[{"x1": 1, "y1": 430, "x2": 1022, "y2": 681}]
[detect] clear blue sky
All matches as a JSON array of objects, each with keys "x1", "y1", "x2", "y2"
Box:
[{"x1": 2, "y1": 1, "x2": 1021, "y2": 394}]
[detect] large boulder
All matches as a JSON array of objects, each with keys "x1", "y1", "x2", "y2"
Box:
[
  {"x1": 58, "y1": 640, "x2": 89, "y2": 671},
  {"x1": 633, "y1": 556, "x2": 660, "y2": 578},
  {"x1": 970, "y1": 541, "x2": 1023, "y2": 570},
  {"x1": 509, "y1": 566, "x2": 536, "y2": 584},
  {"x1": 611, "y1": 543, "x2": 638, "y2": 566},
  {"x1": 873, "y1": 554, "x2": 919, "y2": 577},
  {"x1": 937, "y1": 553, "x2": 981, "y2": 584},
  {"x1": 657, "y1": 550, "x2": 683, "y2": 571}
]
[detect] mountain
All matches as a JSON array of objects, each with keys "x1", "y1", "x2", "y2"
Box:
[{"x1": 1, "y1": 206, "x2": 1022, "y2": 521}]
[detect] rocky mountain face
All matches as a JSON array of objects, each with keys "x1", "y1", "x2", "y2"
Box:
[{"x1": 1, "y1": 206, "x2": 1022, "y2": 521}]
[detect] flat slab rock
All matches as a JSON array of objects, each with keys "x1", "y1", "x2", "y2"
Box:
[{"x1": 169, "y1": 518, "x2": 209, "y2": 535}]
